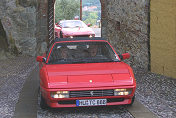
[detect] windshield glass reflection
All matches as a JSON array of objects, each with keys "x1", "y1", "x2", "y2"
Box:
[{"x1": 48, "y1": 42, "x2": 120, "y2": 64}]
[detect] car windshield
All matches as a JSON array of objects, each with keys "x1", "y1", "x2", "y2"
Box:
[
  {"x1": 48, "y1": 42, "x2": 120, "y2": 64},
  {"x1": 60, "y1": 20, "x2": 87, "y2": 28}
]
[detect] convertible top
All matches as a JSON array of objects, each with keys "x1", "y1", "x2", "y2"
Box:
[{"x1": 54, "y1": 37, "x2": 107, "y2": 43}]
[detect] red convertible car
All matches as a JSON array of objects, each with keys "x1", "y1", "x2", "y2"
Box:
[
  {"x1": 55, "y1": 20, "x2": 95, "y2": 38},
  {"x1": 36, "y1": 37, "x2": 136, "y2": 109}
]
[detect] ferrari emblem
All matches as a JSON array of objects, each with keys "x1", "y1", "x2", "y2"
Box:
[
  {"x1": 90, "y1": 80, "x2": 92, "y2": 83},
  {"x1": 90, "y1": 91, "x2": 94, "y2": 96}
]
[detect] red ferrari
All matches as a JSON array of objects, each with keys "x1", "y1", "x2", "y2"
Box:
[
  {"x1": 36, "y1": 37, "x2": 136, "y2": 109},
  {"x1": 55, "y1": 20, "x2": 95, "y2": 38}
]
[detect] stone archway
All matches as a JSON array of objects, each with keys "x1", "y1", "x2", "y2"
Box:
[
  {"x1": 46, "y1": 0, "x2": 104, "y2": 44},
  {"x1": 0, "y1": 0, "x2": 38, "y2": 57},
  {"x1": 45, "y1": 0, "x2": 150, "y2": 70},
  {"x1": 0, "y1": 0, "x2": 150, "y2": 70}
]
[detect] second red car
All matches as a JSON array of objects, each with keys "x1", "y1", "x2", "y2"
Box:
[{"x1": 55, "y1": 20, "x2": 95, "y2": 38}]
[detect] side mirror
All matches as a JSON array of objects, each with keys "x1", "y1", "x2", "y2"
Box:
[
  {"x1": 55, "y1": 23, "x2": 61, "y2": 27},
  {"x1": 119, "y1": 53, "x2": 130, "y2": 60},
  {"x1": 36, "y1": 56, "x2": 46, "y2": 62}
]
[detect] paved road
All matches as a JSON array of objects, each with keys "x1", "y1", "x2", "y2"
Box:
[
  {"x1": 14, "y1": 66, "x2": 39, "y2": 118},
  {"x1": 92, "y1": 28, "x2": 101, "y2": 37}
]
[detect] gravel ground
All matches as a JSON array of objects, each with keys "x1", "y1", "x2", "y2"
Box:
[
  {"x1": 0, "y1": 56, "x2": 37, "y2": 118},
  {"x1": 134, "y1": 69, "x2": 176, "y2": 118},
  {"x1": 92, "y1": 28, "x2": 101, "y2": 37}
]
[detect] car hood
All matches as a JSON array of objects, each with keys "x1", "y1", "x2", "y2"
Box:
[
  {"x1": 62, "y1": 27, "x2": 95, "y2": 36},
  {"x1": 46, "y1": 62, "x2": 133, "y2": 89}
]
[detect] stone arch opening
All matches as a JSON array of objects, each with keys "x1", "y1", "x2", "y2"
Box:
[
  {"x1": 36, "y1": 0, "x2": 150, "y2": 70},
  {"x1": 46, "y1": 0, "x2": 103, "y2": 44},
  {"x1": 0, "y1": 0, "x2": 150, "y2": 71}
]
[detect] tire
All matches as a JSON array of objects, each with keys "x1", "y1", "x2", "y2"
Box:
[
  {"x1": 40, "y1": 93, "x2": 48, "y2": 109},
  {"x1": 60, "y1": 31, "x2": 63, "y2": 38}
]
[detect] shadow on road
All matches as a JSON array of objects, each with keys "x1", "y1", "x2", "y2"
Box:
[{"x1": 37, "y1": 102, "x2": 132, "y2": 118}]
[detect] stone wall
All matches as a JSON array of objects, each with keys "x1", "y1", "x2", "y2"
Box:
[
  {"x1": 0, "y1": 0, "x2": 49, "y2": 58},
  {"x1": 0, "y1": 0, "x2": 38, "y2": 57},
  {"x1": 0, "y1": 0, "x2": 150, "y2": 71},
  {"x1": 0, "y1": 19, "x2": 9, "y2": 59},
  {"x1": 36, "y1": 0, "x2": 48, "y2": 56},
  {"x1": 101, "y1": 0, "x2": 150, "y2": 70}
]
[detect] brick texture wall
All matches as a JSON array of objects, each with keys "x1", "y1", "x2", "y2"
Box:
[{"x1": 101, "y1": 0, "x2": 150, "y2": 70}]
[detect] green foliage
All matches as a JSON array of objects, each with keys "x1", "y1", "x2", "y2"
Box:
[
  {"x1": 82, "y1": 0, "x2": 101, "y2": 26},
  {"x1": 55, "y1": 0, "x2": 101, "y2": 26},
  {"x1": 83, "y1": 11, "x2": 98, "y2": 26},
  {"x1": 55, "y1": 0, "x2": 80, "y2": 23},
  {"x1": 82, "y1": 0, "x2": 100, "y2": 7}
]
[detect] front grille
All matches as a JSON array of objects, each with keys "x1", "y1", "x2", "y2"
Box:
[
  {"x1": 74, "y1": 35, "x2": 90, "y2": 37},
  {"x1": 69, "y1": 90, "x2": 114, "y2": 98}
]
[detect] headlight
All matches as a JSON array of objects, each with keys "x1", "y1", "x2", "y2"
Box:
[
  {"x1": 114, "y1": 88, "x2": 132, "y2": 96},
  {"x1": 51, "y1": 91, "x2": 69, "y2": 98},
  {"x1": 89, "y1": 35, "x2": 93, "y2": 38},
  {"x1": 69, "y1": 36, "x2": 73, "y2": 38}
]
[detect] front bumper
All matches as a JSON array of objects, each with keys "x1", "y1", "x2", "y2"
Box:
[
  {"x1": 41, "y1": 86, "x2": 136, "y2": 108},
  {"x1": 63, "y1": 34, "x2": 95, "y2": 38},
  {"x1": 48, "y1": 97, "x2": 133, "y2": 108}
]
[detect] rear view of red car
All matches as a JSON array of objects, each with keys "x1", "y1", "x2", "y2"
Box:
[
  {"x1": 36, "y1": 37, "x2": 136, "y2": 109},
  {"x1": 55, "y1": 20, "x2": 95, "y2": 38}
]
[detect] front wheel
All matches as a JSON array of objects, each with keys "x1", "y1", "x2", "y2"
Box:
[
  {"x1": 40, "y1": 93, "x2": 48, "y2": 109},
  {"x1": 60, "y1": 31, "x2": 63, "y2": 38},
  {"x1": 128, "y1": 94, "x2": 135, "y2": 106}
]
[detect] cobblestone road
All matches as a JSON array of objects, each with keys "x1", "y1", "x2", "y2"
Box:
[
  {"x1": 134, "y1": 70, "x2": 176, "y2": 118},
  {"x1": 0, "y1": 56, "x2": 37, "y2": 118}
]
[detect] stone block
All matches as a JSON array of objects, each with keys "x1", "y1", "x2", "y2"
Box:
[
  {"x1": 102, "y1": 0, "x2": 150, "y2": 70},
  {"x1": 25, "y1": 6, "x2": 36, "y2": 13}
]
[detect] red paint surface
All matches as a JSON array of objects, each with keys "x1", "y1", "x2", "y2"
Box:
[
  {"x1": 54, "y1": 20, "x2": 95, "y2": 38},
  {"x1": 37, "y1": 39, "x2": 136, "y2": 108}
]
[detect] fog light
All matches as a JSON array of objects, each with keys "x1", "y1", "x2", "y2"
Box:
[
  {"x1": 89, "y1": 35, "x2": 93, "y2": 38},
  {"x1": 114, "y1": 88, "x2": 132, "y2": 96},
  {"x1": 51, "y1": 91, "x2": 69, "y2": 98}
]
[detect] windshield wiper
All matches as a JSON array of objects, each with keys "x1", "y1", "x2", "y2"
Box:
[
  {"x1": 70, "y1": 58, "x2": 120, "y2": 64},
  {"x1": 94, "y1": 58, "x2": 120, "y2": 63},
  {"x1": 69, "y1": 58, "x2": 93, "y2": 64},
  {"x1": 49, "y1": 58, "x2": 120, "y2": 64}
]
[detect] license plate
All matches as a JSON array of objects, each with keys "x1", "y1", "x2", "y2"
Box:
[{"x1": 76, "y1": 99, "x2": 107, "y2": 106}]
